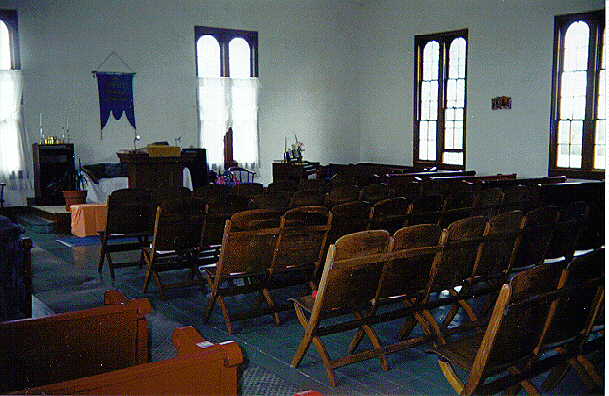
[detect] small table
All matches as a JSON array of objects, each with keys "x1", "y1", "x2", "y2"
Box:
[{"x1": 71, "y1": 204, "x2": 108, "y2": 237}]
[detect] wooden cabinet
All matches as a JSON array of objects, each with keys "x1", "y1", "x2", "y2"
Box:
[
  {"x1": 272, "y1": 161, "x2": 320, "y2": 183},
  {"x1": 32, "y1": 143, "x2": 76, "y2": 205}
]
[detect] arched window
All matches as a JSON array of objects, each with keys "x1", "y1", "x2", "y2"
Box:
[
  {"x1": 195, "y1": 26, "x2": 259, "y2": 171},
  {"x1": 550, "y1": 10, "x2": 605, "y2": 178},
  {"x1": 196, "y1": 35, "x2": 220, "y2": 77},
  {"x1": 0, "y1": 20, "x2": 10, "y2": 70},
  {"x1": 228, "y1": 38, "x2": 251, "y2": 78},
  {"x1": 415, "y1": 30, "x2": 468, "y2": 169}
]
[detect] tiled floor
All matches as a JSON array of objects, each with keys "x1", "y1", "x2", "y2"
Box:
[{"x1": 26, "y1": 227, "x2": 603, "y2": 395}]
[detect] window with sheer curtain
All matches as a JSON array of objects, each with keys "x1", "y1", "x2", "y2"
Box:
[
  {"x1": 195, "y1": 26, "x2": 259, "y2": 172},
  {"x1": 549, "y1": 10, "x2": 605, "y2": 179},
  {"x1": 414, "y1": 29, "x2": 468, "y2": 170},
  {"x1": 0, "y1": 10, "x2": 30, "y2": 191}
]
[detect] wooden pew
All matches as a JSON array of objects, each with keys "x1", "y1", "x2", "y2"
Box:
[{"x1": 2, "y1": 291, "x2": 244, "y2": 395}]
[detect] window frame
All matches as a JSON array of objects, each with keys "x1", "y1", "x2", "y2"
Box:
[
  {"x1": 194, "y1": 26, "x2": 258, "y2": 78},
  {"x1": 549, "y1": 9, "x2": 605, "y2": 180},
  {"x1": 0, "y1": 9, "x2": 20, "y2": 70},
  {"x1": 414, "y1": 28, "x2": 468, "y2": 170}
]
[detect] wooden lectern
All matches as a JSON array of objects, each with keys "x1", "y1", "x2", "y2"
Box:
[{"x1": 117, "y1": 150, "x2": 184, "y2": 195}]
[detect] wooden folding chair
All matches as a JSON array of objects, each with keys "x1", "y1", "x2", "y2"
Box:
[
  {"x1": 142, "y1": 197, "x2": 206, "y2": 299},
  {"x1": 358, "y1": 183, "x2": 390, "y2": 204},
  {"x1": 428, "y1": 262, "x2": 565, "y2": 396},
  {"x1": 539, "y1": 248, "x2": 605, "y2": 392},
  {"x1": 98, "y1": 188, "x2": 154, "y2": 279},
  {"x1": 420, "y1": 216, "x2": 487, "y2": 341},
  {"x1": 438, "y1": 191, "x2": 476, "y2": 227},
  {"x1": 441, "y1": 211, "x2": 523, "y2": 333},
  {"x1": 472, "y1": 188, "x2": 504, "y2": 218},
  {"x1": 325, "y1": 185, "x2": 359, "y2": 207},
  {"x1": 249, "y1": 191, "x2": 291, "y2": 211},
  {"x1": 404, "y1": 194, "x2": 443, "y2": 226},
  {"x1": 290, "y1": 230, "x2": 391, "y2": 386},
  {"x1": 511, "y1": 206, "x2": 560, "y2": 271},
  {"x1": 201, "y1": 194, "x2": 250, "y2": 249},
  {"x1": 367, "y1": 197, "x2": 411, "y2": 234},
  {"x1": 289, "y1": 190, "x2": 325, "y2": 208},
  {"x1": 299, "y1": 178, "x2": 325, "y2": 193},
  {"x1": 233, "y1": 182, "x2": 264, "y2": 199},
  {"x1": 264, "y1": 206, "x2": 332, "y2": 324},
  {"x1": 203, "y1": 210, "x2": 281, "y2": 334},
  {"x1": 152, "y1": 186, "x2": 192, "y2": 210},
  {"x1": 348, "y1": 224, "x2": 443, "y2": 354},
  {"x1": 267, "y1": 180, "x2": 298, "y2": 193},
  {"x1": 499, "y1": 185, "x2": 531, "y2": 213}
]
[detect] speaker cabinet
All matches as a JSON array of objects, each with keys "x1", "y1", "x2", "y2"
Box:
[
  {"x1": 181, "y1": 148, "x2": 208, "y2": 188},
  {"x1": 33, "y1": 143, "x2": 76, "y2": 205}
]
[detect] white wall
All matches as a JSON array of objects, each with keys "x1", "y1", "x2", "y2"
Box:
[
  {"x1": 5, "y1": 0, "x2": 362, "y2": 198},
  {"x1": 357, "y1": 0, "x2": 604, "y2": 177}
]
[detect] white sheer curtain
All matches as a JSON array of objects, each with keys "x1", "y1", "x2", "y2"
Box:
[
  {"x1": 198, "y1": 77, "x2": 259, "y2": 172},
  {"x1": 0, "y1": 70, "x2": 31, "y2": 191}
]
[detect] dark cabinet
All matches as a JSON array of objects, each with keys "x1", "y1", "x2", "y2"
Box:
[{"x1": 32, "y1": 143, "x2": 76, "y2": 205}]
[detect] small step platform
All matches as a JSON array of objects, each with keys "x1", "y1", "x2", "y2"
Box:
[{"x1": 15, "y1": 206, "x2": 71, "y2": 234}]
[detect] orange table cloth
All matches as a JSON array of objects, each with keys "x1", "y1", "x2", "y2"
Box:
[{"x1": 71, "y1": 204, "x2": 108, "y2": 237}]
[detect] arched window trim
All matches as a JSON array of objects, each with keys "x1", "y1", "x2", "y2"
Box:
[
  {"x1": 0, "y1": 9, "x2": 19, "y2": 70},
  {"x1": 194, "y1": 26, "x2": 258, "y2": 77},
  {"x1": 549, "y1": 9, "x2": 605, "y2": 179}
]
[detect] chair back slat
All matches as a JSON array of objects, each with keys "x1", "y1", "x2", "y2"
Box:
[
  {"x1": 480, "y1": 263, "x2": 564, "y2": 376},
  {"x1": 541, "y1": 248, "x2": 605, "y2": 346},
  {"x1": 250, "y1": 191, "x2": 291, "y2": 211},
  {"x1": 428, "y1": 216, "x2": 487, "y2": 292},
  {"x1": 233, "y1": 183, "x2": 264, "y2": 198},
  {"x1": 406, "y1": 195, "x2": 443, "y2": 226},
  {"x1": 512, "y1": 206, "x2": 560, "y2": 269},
  {"x1": 473, "y1": 188, "x2": 504, "y2": 218},
  {"x1": 439, "y1": 191, "x2": 476, "y2": 227},
  {"x1": 317, "y1": 230, "x2": 391, "y2": 312},
  {"x1": 368, "y1": 197, "x2": 411, "y2": 234},
  {"x1": 326, "y1": 185, "x2": 360, "y2": 207},
  {"x1": 152, "y1": 198, "x2": 204, "y2": 253},
  {"x1": 471, "y1": 211, "x2": 523, "y2": 279},
  {"x1": 201, "y1": 195, "x2": 250, "y2": 246},
  {"x1": 270, "y1": 207, "x2": 331, "y2": 272},
  {"x1": 378, "y1": 224, "x2": 442, "y2": 299},
  {"x1": 359, "y1": 183, "x2": 390, "y2": 203},
  {"x1": 216, "y1": 216, "x2": 279, "y2": 275},
  {"x1": 327, "y1": 201, "x2": 371, "y2": 245},
  {"x1": 290, "y1": 190, "x2": 325, "y2": 208},
  {"x1": 105, "y1": 188, "x2": 154, "y2": 235}
]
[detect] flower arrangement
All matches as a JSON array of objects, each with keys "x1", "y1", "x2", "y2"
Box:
[{"x1": 285, "y1": 135, "x2": 305, "y2": 162}]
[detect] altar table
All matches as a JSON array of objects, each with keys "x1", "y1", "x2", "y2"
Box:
[{"x1": 71, "y1": 204, "x2": 108, "y2": 237}]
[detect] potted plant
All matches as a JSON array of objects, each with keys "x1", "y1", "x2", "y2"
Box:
[{"x1": 62, "y1": 157, "x2": 88, "y2": 211}]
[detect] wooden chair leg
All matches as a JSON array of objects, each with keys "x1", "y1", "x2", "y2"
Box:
[
  {"x1": 291, "y1": 304, "x2": 314, "y2": 368},
  {"x1": 348, "y1": 306, "x2": 378, "y2": 354},
  {"x1": 153, "y1": 271, "x2": 165, "y2": 299},
  {"x1": 217, "y1": 295, "x2": 234, "y2": 335},
  {"x1": 204, "y1": 294, "x2": 218, "y2": 323},
  {"x1": 508, "y1": 366, "x2": 541, "y2": 396},
  {"x1": 262, "y1": 288, "x2": 281, "y2": 325},
  {"x1": 353, "y1": 311, "x2": 389, "y2": 371},
  {"x1": 575, "y1": 355, "x2": 603, "y2": 387},
  {"x1": 142, "y1": 258, "x2": 154, "y2": 293},
  {"x1": 570, "y1": 356, "x2": 602, "y2": 390},
  {"x1": 541, "y1": 362, "x2": 570, "y2": 392},
  {"x1": 98, "y1": 235, "x2": 107, "y2": 273},
  {"x1": 438, "y1": 359, "x2": 465, "y2": 395},
  {"x1": 311, "y1": 335, "x2": 337, "y2": 386}
]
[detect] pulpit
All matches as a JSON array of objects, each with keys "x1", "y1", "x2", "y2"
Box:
[{"x1": 117, "y1": 150, "x2": 185, "y2": 196}]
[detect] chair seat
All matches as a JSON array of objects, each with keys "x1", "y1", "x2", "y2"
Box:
[{"x1": 428, "y1": 333, "x2": 483, "y2": 371}]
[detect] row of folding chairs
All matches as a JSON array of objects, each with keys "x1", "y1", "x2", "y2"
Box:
[
  {"x1": 203, "y1": 202, "x2": 585, "y2": 335},
  {"x1": 289, "y1": 213, "x2": 604, "y2": 389}
]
